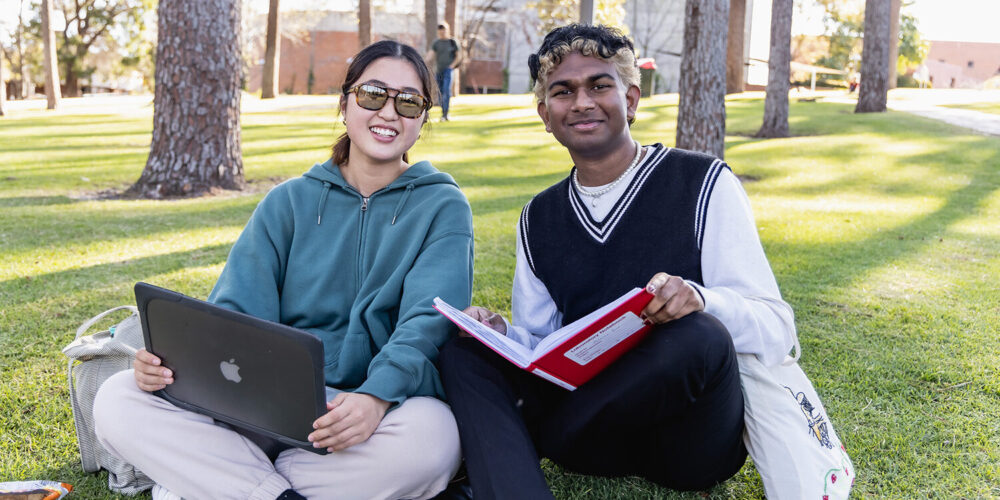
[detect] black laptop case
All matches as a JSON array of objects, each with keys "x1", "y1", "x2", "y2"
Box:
[{"x1": 134, "y1": 282, "x2": 328, "y2": 455}]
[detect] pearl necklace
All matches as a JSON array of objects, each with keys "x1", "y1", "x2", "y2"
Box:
[{"x1": 572, "y1": 140, "x2": 643, "y2": 207}]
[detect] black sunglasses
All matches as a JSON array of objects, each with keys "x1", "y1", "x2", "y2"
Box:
[{"x1": 347, "y1": 83, "x2": 429, "y2": 119}]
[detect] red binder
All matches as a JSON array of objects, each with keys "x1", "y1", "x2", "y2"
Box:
[{"x1": 433, "y1": 288, "x2": 654, "y2": 390}]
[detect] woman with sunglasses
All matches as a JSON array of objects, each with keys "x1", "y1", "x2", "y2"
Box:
[{"x1": 94, "y1": 40, "x2": 473, "y2": 500}]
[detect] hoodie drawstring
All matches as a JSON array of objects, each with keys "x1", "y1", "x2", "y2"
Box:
[
  {"x1": 391, "y1": 184, "x2": 415, "y2": 225},
  {"x1": 317, "y1": 181, "x2": 332, "y2": 225}
]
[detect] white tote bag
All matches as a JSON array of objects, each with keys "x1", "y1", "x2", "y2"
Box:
[
  {"x1": 64, "y1": 306, "x2": 155, "y2": 494},
  {"x1": 738, "y1": 341, "x2": 854, "y2": 500}
]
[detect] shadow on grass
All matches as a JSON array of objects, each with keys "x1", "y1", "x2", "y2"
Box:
[
  {"x1": 725, "y1": 102, "x2": 999, "y2": 198},
  {"x1": 451, "y1": 164, "x2": 567, "y2": 189},
  {"x1": 770, "y1": 143, "x2": 1000, "y2": 292},
  {"x1": 469, "y1": 193, "x2": 539, "y2": 218},
  {"x1": 425, "y1": 116, "x2": 543, "y2": 141},
  {"x1": 446, "y1": 104, "x2": 535, "y2": 119},
  {"x1": 3, "y1": 97, "x2": 999, "y2": 498},
  {"x1": 0, "y1": 196, "x2": 76, "y2": 207},
  {"x1": 759, "y1": 143, "x2": 1000, "y2": 429},
  {"x1": 242, "y1": 143, "x2": 334, "y2": 160},
  {"x1": 0, "y1": 243, "x2": 233, "y2": 310},
  {"x1": 0, "y1": 197, "x2": 259, "y2": 253},
  {"x1": 0, "y1": 114, "x2": 145, "y2": 131},
  {"x1": 0, "y1": 132, "x2": 151, "y2": 152},
  {"x1": 241, "y1": 123, "x2": 335, "y2": 137}
]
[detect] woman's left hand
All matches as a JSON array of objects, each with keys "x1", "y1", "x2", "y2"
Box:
[{"x1": 309, "y1": 392, "x2": 391, "y2": 452}]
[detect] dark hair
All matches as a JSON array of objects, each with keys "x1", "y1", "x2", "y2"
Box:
[
  {"x1": 528, "y1": 24, "x2": 635, "y2": 82},
  {"x1": 332, "y1": 40, "x2": 436, "y2": 166}
]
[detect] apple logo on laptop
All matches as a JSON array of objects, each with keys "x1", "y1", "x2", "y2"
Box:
[{"x1": 220, "y1": 358, "x2": 242, "y2": 383}]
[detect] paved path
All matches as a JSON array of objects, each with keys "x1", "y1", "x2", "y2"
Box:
[
  {"x1": 886, "y1": 100, "x2": 1000, "y2": 137},
  {"x1": 823, "y1": 89, "x2": 1000, "y2": 137}
]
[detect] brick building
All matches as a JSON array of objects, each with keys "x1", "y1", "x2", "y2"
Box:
[
  {"x1": 923, "y1": 40, "x2": 1000, "y2": 89},
  {"x1": 246, "y1": 9, "x2": 508, "y2": 96},
  {"x1": 246, "y1": 0, "x2": 774, "y2": 97}
]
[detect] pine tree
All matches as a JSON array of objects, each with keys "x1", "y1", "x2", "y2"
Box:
[
  {"x1": 41, "y1": 0, "x2": 61, "y2": 110},
  {"x1": 756, "y1": 0, "x2": 792, "y2": 138},
  {"x1": 359, "y1": 0, "x2": 372, "y2": 48},
  {"x1": 130, "y1": 0, "x2": 244, "y2": 198},
  {"x1": 676, "y1": 0, "x2": 728, "y2": 159},
  {"x1": 856, "y1": 0, "x2": 890, "y2": 113},
  {"x1": 261, "y1": 0, "x2": 280, "y2": 98},
  {"x1": 726, "y1": 0, "x2": 746, "y2": 94}
]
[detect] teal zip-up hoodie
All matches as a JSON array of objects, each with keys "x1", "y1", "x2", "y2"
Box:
[{"x1": 208, "y1": 159, "x2": 474, "y2": 407}]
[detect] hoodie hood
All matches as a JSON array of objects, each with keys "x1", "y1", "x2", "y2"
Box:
[
  {"x1": 303, "y1": 158, "x2": 460, "y2": 225},
  {"x1": 303, "y1": 158, "x2": 459, "y2": 191}
]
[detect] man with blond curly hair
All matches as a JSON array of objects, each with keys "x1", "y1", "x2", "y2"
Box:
[{"x1": 439, "y1": 24, "x2": 796, "y2": 498}]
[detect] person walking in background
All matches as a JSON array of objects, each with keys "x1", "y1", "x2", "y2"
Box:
[{"x1": 426, "y1": 22, "x2": 462, "y2": 121}]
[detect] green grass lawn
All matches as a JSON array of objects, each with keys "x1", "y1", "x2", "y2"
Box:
[
  {"x1": 942, "y1": 101, "x2": 1000, "y2": 115},
  {"x1": 2, "y1": 93, "x2": 999, "y2": 498}
]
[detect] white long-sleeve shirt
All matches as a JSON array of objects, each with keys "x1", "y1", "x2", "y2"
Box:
[{"x1": 506, "y1": 151, "x2": 797, "y2": 367}]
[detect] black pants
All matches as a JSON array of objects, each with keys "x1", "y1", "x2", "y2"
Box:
[{"x1": 439, "y1": 311, "x2": 747, "y2": 500}]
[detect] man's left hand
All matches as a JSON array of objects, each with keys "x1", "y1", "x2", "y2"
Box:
[
  {"x1": 308, "y1": 392, "x2": 390, "y2": 452},
  {"x1": 641, "y1": 272, "x2": 704, "y2": 324}
]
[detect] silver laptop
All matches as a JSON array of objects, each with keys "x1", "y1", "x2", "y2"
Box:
[{"x1": 134, "y1": 282, "x2": 330, "y2": 455}]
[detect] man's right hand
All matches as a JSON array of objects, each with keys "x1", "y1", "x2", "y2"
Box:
[
  {"x1": 133, "y1": 348, "x2": 173, "y2": 392},
  {"x1": 462, "y1": 306, "x2": 507, "y2": 335}
]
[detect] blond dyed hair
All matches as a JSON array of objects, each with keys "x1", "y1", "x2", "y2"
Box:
[{"x1": 531, "y1": 37, "x2": 640, "y2": 102}]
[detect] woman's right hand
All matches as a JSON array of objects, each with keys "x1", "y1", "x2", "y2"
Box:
[
  {"x1": 133, "y1": 348, "x2": 173, "y2": 392},
  {"x1": 463, "y1": 306, "x2": 506, "y2": 335}
]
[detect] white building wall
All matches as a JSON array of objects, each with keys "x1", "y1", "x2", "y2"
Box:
[
  {"x1": 502, "y1": 0, "x2": 543, "y2": 94},
  {"x1": 746, "y1": 0, "x2": 772, "y2": 88},
  {"x1": 497, "y1": 0, "x2": 770, "y2": 95},
  {"x1": 625, "y1": 0, "x2": 686, "y2": 93},
  {"x1": 498, "y1": 0, "x2": 690, "y2": 94}
]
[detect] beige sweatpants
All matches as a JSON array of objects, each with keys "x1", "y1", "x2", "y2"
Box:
[{"x1": 93, "y1": 370, "x2": 461, "y2": 500}]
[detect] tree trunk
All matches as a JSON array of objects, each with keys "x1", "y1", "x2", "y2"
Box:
[
  {"x1": 425, "y1": 0, "x2": 438, "y2": 51},
  {"x1": 445, "y1": 0, "x2": 458, "y2": 97},
  {"x1": 677, "y1": 0, "x2": 728, "y2": 159},
  {"x1": 41, "y1": 0, "x2": 61, "y2": 110},
  {"x1": 580, "y1": 0, "x2": 595, "y2": 24},
  {"x1": 726, "y1": 0, "x2": 746, "y2": 94},
  {"x1": 130, "y1": 0, "x2": 244, "y2": 198},
  {"x1": 444, "y1": 0, "x2": 457, "y2": 36},
  {"x1": 261, "y1": 0, "x2": 280, "y2": 98},
  {"x1": 756, "y1": 0, "x2": 792, "y2": 138},
  {"x1": 63, "y1": 59, "x2": 80, "y2": 97},
  {"x1": 887, "y1": 0, "x2": 901, "y2": 89},
  {"x1": 0, "y1": 53, "x2": 6, "y2": 116},
  {"x1": 62, "y1": 38, "x2": 89, "y2": 97},
  {"x1": 17, "y1": 0, "x2": 31, "y2": 98},
  {"x1": 359, "y1": 0, "x2": 372, "y2": 48},
  {"x1": 856, "y1": 0, "x2": 890, "y2": 113}
]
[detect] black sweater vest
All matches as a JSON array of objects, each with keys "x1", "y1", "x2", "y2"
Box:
[{"x1": 520, "y1": 145, "x2": 730, "y2": 325}]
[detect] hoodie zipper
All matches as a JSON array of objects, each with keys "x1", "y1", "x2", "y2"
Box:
[
  {"x1": 357, "y1": 195, "x2": 370, "y2": 293},
  {"x1": 351, "y1": 184, "x2": 412, "y2": 292}
]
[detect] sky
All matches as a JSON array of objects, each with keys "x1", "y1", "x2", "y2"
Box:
[
  {"x1": 791, "y1": 0, "x2": 1000, "y2": 44},
  {"x1": 2, "y1": 0, "x2": 999, "y2": 44},
  {"x1": 904, "y1": 0, "x2": 1000, "y2": 43}
]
